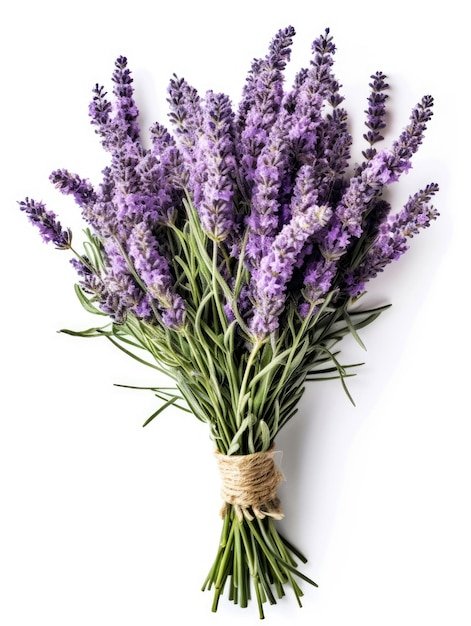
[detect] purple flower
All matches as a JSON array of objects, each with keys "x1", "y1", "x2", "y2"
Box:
[
  {"x1": 289, "y1": 29, "x2": 339, "y2": 107},
  {"x1": 369, "y1": 95, "x2": 434, "y2": 183},
  {"x1": 309, "y1": 28, "x2": 337, "y2": 95},
  {"x1": 334, "y1": 174, "x2": 377, "y2": 239},
  {"x1": 18, "y1": 29, "x2": 439, "y2": 346},
  {"x1": 361, "y1": 72, "x2": 389, "y2": 163},
  {"x1": 319, "y1": 106, "x2": 352, "y2": 181},
  {"x1": 237, "y1": 26, "x2": 296, "y2": 185},
  {"x1": 89, "y1": 56, "x2": 140, "y2": 151},
  {"x1": 249, "y1": 203, "x2": 331, "y2": 338},
  {"x1": 343, "y1": 183, "x2": 439, "y2": 296},
  {"x1": 245, "y1": 110, "x2": 292, "y2": 266},
  {"x1": 289, "y1": 164, "x2": 321, "y2": 217},
  {"x1": 89, "y1": 57, "x2": 144, "y2": 203},
  {"x1": 300, "y1": 257, "x2": 338, "y2": 316},
  {"x1": 167, "y1": 75, "x2": 203, "y2": 150},
  {"x1": 334, "y1": 95, "x2": 434, "y2": 242},
  {"x1": 167, "y1": 75, "x2": 204, "y2": 202},
  {"x1": 281, "y1": 28, "x2": 351, "y2": 208},
  {"x1": 128, "y1": 222, "x2": 186, "y2": 329},
  {"x1": 281, "y1": 29, "x2": 338, "y2": 168},
  {"x1": 71, "y1": 257, "x2": 130, "y2": 324},
  {"x1": 150, "y1": 121, "x2": 189, "y2": 191},
  {"x1": 89, "y1": 83, "x2": 113, "y2": 140},
  {"x1": 18, "y1": 198, "x2": 71, "y2": 249},
  {"x1": 83, "y1": 167, "x2": 117, "y2": 236},
  {"x1": 111, "y1": 56, "x2": 140, "y2": 143},
  {"x1": 49, "y1": 169, "x2": 97, "y2": 208},
  {"x1": 87, "y1": 235, "x2": 153, "y2": 324},
  {"x1": 194, "y1": 91, "x2": 238, "y2": 241}
]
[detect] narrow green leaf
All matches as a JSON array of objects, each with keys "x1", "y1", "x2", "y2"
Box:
[
  {"x1": 73, "y1": 283, "x2": 107, "y2": 316},
  {"x1": 257, "y1": 420, "x2": 271, "y2": 451},
  {"x1": 142, "y1": 395, "x2": 180, "y2": 427}
]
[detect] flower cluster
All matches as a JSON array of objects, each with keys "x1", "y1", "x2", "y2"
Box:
[
  {"x1": 19, "y1": 27, "x2": 438, "y2": 342},
  {"x1": 19, "y1": 197, "x2": 72, "y2": 249}
]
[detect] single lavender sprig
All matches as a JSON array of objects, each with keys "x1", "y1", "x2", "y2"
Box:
[
  {"x1": 101, "y1": 243, "x2": 150, "y2": 323},
  {"x1": 89, "y1": 83, "x2": 113, "y2": 144},
  {"x1": 343, "y1": 183, "x2": 440, "y2": 296},
  {"x1": 18, "y1": 198, "x2": 72, "y2": 249},
  {"x1": 377, "y1": 95, "x2": 434, "y2": 182},
  {"x1": 149, "y1": 121, "x2": 189, "y2": 190},
  {"x1": 111, "y1": 55, "x2": 140, "y2": 144},
  {"x1": 310, "y1": 28, "x2": 337, "y2": 94},
  {"x1": 237, "y1": 26, "x2": 296, "y2": 185},
  {"x1": 317, "y1": 46, "x2": 351, "y2": 185},
  {"x1": 237, "y1": 26, "x2": 295, "y2": 130},
  {"x1": 167, "y1": 75, "x2": 203, "y2": 149},
  {"x1": 320, "y1": 106, "x2": 351, "y2": 179},
  {"x1": 300, "y1": 256, "x2": 338, "y2": 316},
  {"x1": 249, "y1": 203, "x2": 331, "y2": 339},
  {"x1": 335, "y1": 95, "x2": 435, "y2": 242},
  {"x1": 128, "y1": 222, "x2": 186, "y2": 329},
  {"x1": 89, "y1": 57, "x2": 143, "y2": 197},
  {"x1": 245, "y1": 112, "x2": 291, "y2": 267},
  {"x1": 71, "y1": 257, "x2": 130, "y2": 324},
  {"x1": 50, "y1": 169, "x2": 97, "y2": 209},
  {"x1": 361, "y1": 71, "x2": 389, "y2": 163},
  {"x1": 167, "y1": 75, "x2": 204, "y2": 204},
  {"x1": 194, "y1": 91, "x2": 238, "y2": 242},
  {"x1": 89, "y1": 56, "x2": 140, "y2": 150}
]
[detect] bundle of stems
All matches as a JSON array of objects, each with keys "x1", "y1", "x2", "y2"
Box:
[{"x1": 60, "y1": 195, "x2": 389, "y2": 616}]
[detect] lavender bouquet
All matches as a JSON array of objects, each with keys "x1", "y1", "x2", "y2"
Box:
[{"x1": 18, "y1": 27, "x2": 438, "y2": 617}]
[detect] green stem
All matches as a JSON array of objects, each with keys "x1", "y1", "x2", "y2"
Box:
[
  {"x1": 202, "y1": 506, "x2": 317, "y2": 618},
  {"x1": 235, "y1": 340, "x2": 264, "y2": 430}
]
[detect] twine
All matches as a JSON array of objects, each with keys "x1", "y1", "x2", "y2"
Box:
[{"x1": 215, "y1": 444, "x2": 284, "y2": 521}]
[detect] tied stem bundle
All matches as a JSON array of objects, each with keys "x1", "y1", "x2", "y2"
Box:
[
  {"x1": 18, "y1": 24, "x2": 439, "y2": 618},
  {"x1": 204, "y1": 445, "x2": 315, "y2": 615},
  {"x1": 216, "y1": 445, "x2": 284, "y2": 521}
]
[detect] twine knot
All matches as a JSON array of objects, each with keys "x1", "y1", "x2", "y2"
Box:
[{"x1": 215, "y1": 445, "x2": 284, "y2": 521}]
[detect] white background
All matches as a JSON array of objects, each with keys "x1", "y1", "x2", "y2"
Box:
[{"x1": 1, "y1": 1, "x2": 469, "y2": 624}]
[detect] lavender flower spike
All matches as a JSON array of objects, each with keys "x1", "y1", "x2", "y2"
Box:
[
  {"x1": 365, "y1": 95, "x2": 435, "y2": 186},
  {"x1": 89, "y1": 56, "x2": 140, "y2": 152},
  {"x1": 128, "y1": 222, "x2": 186, "y2": 329},
  {"x1": 361, "y1": 71, "x2": 389, "y2": 163},
  {"x1": 88, "y1": 83, "x2": 113, "y2": 144},
  {"x1": 300, "y1": 257, "x2": 338, "y2": 317},
  {"x1": 334, "y1": 94, "x2": 434, "y2": 242},
  {"x1": 196, "y1": 91, "x2": 238, "y2": 242},
  {"x1": 344, "y1": 182, "x2": 440, "y2": 296},
  {"x1": 249, "y1": 203, "x2": 331, "y2": 339},
  {"x1": 18, "y1": 197, "x2": 71, "y2": 249},
  {"x1": 237, "y1": 26, "x2": 296, "y2": 183},
  {"x1": 167, "y1": 75, "x2": 204, "y2": 203},
  {"x1": 111, "y1": 56, "x2": 140, "y2": 143},
  {"x1": 245, "y1": 111, "x2": 291, "y2": 267},
  {"x1": 50, "y1": 169, "x2": 97, "y2": 209}
]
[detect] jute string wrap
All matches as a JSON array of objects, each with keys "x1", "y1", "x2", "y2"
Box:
[{"x1": 215, "y1": 444, "x2": 284, "y2": 521}]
